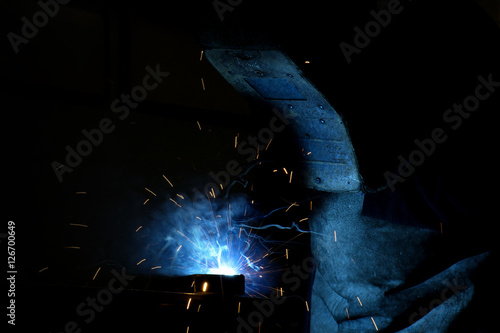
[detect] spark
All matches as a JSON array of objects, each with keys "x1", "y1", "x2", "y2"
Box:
[
  {"x1": 64, "y1": 246, "x2": 80, "y2": 249},
  {"x1": 69, "y1": 223, "x2": 88, "y2": 228},
  {"x1": 135, "y1": 226, "x2": 143, "y2": 232},
  {"x1": 177, "y1": 194, "x2": 185, "y2": 200},
  {"x1": 289, "y1": 171, "x2": 293, "y2": 183},
  {"x1": 197, "y1": 304, "x2": 201, "y2": 312},
  {"x1": 305, "y1": 60, "x2": 310, "y2": 64},
  {"x1": 346, "y1": 308, "x2": 350, "y2": 319},
  {"x1": 285, "y1": 202, "x2": 298, "y2": 212},
  {"x1": 283, "y1": 167, "x2": 288, "y2": 174},
  {"x1": 199, "y1": 50, "x2": 204, "y2": 61},
  {"x1": 187, "y1": 298, "x2": 192, "y2": 310},
  {"x1": 299, "y1": 218, "x2": 308, "y2": 223},
  {"x1": 177, "y1": 245, "x2": 183, "y2": 252},
  {"x1": 170, "y1": 198, "x2": 182, "y2": 208},
  {"x1": 176, "y1": 230, "x2": 194, "y2": 240},
  {"x1": 145, "y1": 187, "x2": 157, "y2": 196},
  {"x1": 75, "y1": 191, "x2": 87, "y2": 195},
  {"x1": 201, "y1": 77, "x2": 206, "y2": 91},
  {"x1": 176, "y1": 230, "x2": 196, "y2": 246},
  {"x1": 151, "y1": 266, "x2": 162, "y2": 270},
  {"x1": 238, "y1": 302, "x2": 241, "y2": 313},
  {"x1": 38, "y1": 267, "x2": 48, "y2": 273},
  {"x1": 305, "y1": 301, "x2": 309, "y2": 312},
  {"x1": 93, "y1": 267, "x2": 101, "y2": 280},
  {"x1": 143, "y1": 199, "x2": 150, "y2": 205},
  {"x1": 137, "y1": 259, "x2": 146, "y2": 265},
  {"x1": 334, "y1": 230, "x2": 337, "y2": 242},
  {"x1": 196, "y1": 121, "x2": 202, "y2": 131},
  {"x1": 357, "y1": 296, "x2": 363, "y2": 306},
  {"x1": 163, "y1": 174, "x2": 174, "y2": 187},
  {"x1": 285, "y1": 248, "x2": 289, "y2": 260},
  {"x1": 310, "y1": 201, "x2": 313, "y2": 210},
  {"x1": 235, "y1": 135, "x2": 238, "y2": 148},
  {"x1": 202, "y1": 282, "x2": 208, "y2": 292},
  {"x1": 265, "y1": 138, "x2": 272, "y2": 150},
  {"x1": 371, "y1": 317, "x2": 379, "y2": 331}
]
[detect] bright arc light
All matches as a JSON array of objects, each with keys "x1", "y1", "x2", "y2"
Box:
[{"x1": 208, "y1": 265, "x2": 238, "y2": 276}]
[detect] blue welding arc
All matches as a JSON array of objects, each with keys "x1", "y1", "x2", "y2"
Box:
[
  {"x1": 238, "y1": 222, "x2": 322, "y2": 235},
  {"x1": 237, "y1": 228, "x2": 272, "y2": 253},
  {"x1": 241, "y1": 253, "x2": 261, "y2": 271},
  {"x1": 232, "y1": 206, "x2": 285, "y2": 223},
  {"x1": 223, "y1": 160, "x2": 284, "y2": 199}
]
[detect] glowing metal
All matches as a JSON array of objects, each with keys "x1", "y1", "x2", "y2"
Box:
[{"x1": 208, "y1": 265, "x2": 238, "y2": 276}]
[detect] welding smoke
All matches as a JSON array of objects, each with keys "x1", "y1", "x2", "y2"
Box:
[{"x1": 134, "y1": 189, "x2": 265, "y2": 281}]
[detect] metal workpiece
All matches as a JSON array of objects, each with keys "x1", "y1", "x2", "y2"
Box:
[{"x1": 204, "y1": 49, "x2": 361, "y2": 192}]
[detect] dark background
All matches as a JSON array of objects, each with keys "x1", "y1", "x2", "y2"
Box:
[{"x1": 2, "y1": 0, "x2": 500, "y2": 332}]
